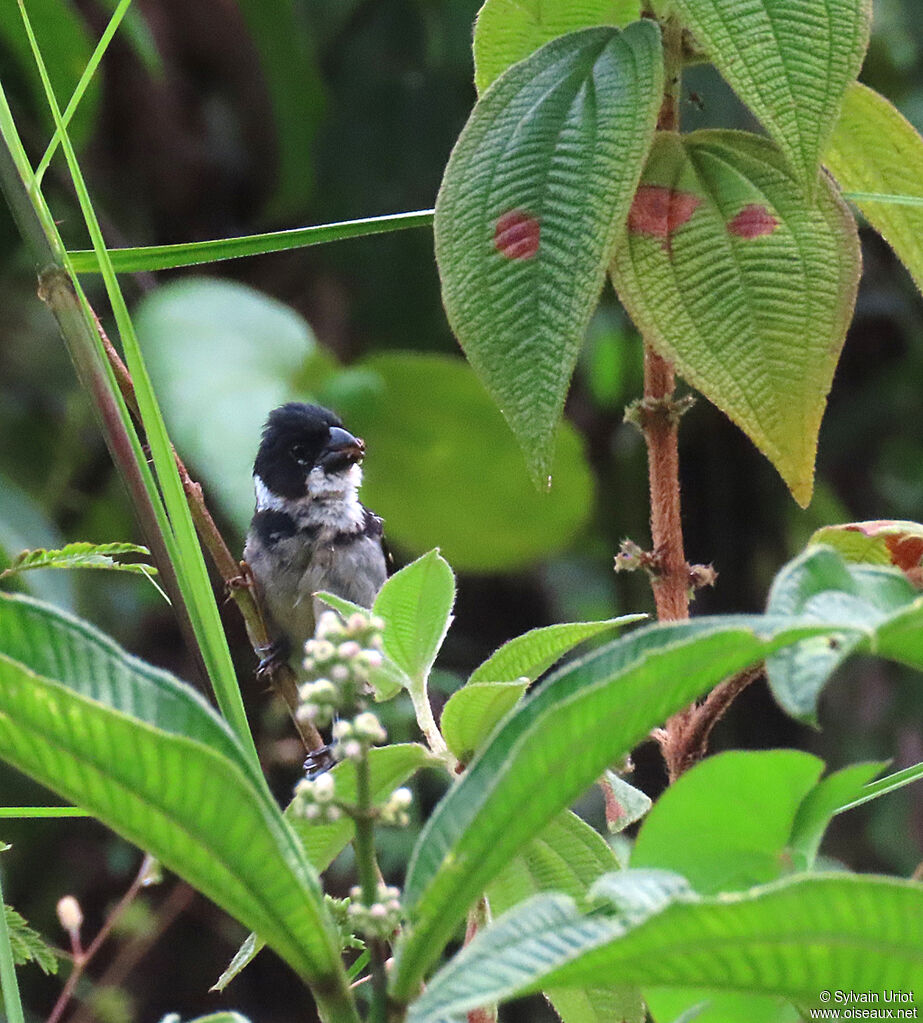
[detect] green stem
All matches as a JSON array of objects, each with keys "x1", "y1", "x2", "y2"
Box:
[
  {"x1": 408, "y1": 684, "x2": 450, "y2": 762},
  {"x1": 354, "y1": 754, "x2": 388, "y2": 1023},
  {"x1": 0, "y1": 864, "x2": 25, "y2": 1023}
]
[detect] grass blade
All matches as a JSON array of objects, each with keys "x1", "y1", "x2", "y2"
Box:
[
  {"x1": 17, "y1": 0, "x2": 256, "y2": 762},
  {"x1": 68, "y1": 210, "x2": 435, "y2": 273},
  {"x1": 34, "y1": 0, "x2": 133, "y2": 185}
]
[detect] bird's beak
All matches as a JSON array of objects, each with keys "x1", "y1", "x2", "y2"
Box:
[{"x1": 319, "y1": 426, "x2": 365, "y2": 470}]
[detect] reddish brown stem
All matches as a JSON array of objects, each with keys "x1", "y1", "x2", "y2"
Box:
[{"x1": 642, "y1": 347, "x2": 690, "y2": 623}]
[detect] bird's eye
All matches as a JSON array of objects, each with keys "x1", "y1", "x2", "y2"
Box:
[{"x1": 291, "y1": 443, "x2": 310, "y2": 467}]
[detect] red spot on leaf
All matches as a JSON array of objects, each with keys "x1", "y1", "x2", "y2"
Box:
[
  {"x1": 494, "y1": 210, "x2": 540, "y2": 260},
  {"x1": 728, "y1": 204, "x2": 779, "y2": 239},
  {"x1": 885, "y1": 534, "x2": 923, "y2": 575},
  {"x1": 628, "y1": 185, "x2": 701, "y2": 247}
]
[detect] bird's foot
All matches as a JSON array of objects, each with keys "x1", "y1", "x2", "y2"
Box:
[
  {"x1": 255, "y1": 637, "x2": 290, "y2": 680},
  {"x1": 303, "y1": 744, "x2": 336, "y2": 777}
]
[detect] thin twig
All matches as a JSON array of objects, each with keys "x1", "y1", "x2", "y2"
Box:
[{"x1": 46, "y1": 855, "x2": 155, "y2": 1023}]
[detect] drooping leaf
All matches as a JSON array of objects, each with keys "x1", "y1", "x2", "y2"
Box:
[
  {"x1": 764, "y1": 546, "x2": 920, "y2": 720},
  {"x1": 408, "y1": 873, "x2": 923, "y2": 1022},
  {"x1": 435, "y1": 23, "x2": 663, "y2": 484},
  {"x1": 0, "y1": 593, "x2": 351, "y2": 1005},
  {"x1": 825, "y1": 83, "x2": 923, "y2": 295},
  {"x1": 810, "y1": 519, "x2": 923, "y2": 587},
  {"x1": 135, "y1": 277, "x2": 328, "y2": 534},
  {"x1": 468, "y1": 616, "x2": 645, "y2": 685},
  {"x1": 473, "y1": 0, "x2": 641, "y2": 94},
  {"x1": 335, "y1": 353, "x2": 594, "y2": 571},
  {"x1": 611, "y1": 130, "x2": 861, "y2": 506},
  {"x1": 601, "y1": 771, "x2": 651, "y2": 834},
  {"x1": 3, "y1": 905, "x2": 58, "y2": 975},
  {"x1": 390, "y1": 615, "x2": 845, "y2": 1000},
  {"x1": 671, "y1": 0, "x2": 872, "y2": 188},
  {"x1": 440, "y1": 680, "x2": 529, "y2": 762}
]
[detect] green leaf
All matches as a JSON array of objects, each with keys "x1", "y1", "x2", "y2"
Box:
[
  {"x1": 602, "y1": 771, "x2": 651, "y2": 834},
  {"x1": 67, "y1": 211, "x2": 435, "y2": 274},
  {"x1": 0, "y1": 0, "x2": 99, "y2": 146},
  {"x1": 212, "y1": 931, "x2": 261, "y2": 993},
  {"x1": 487, "y1": 811, "x2": 643, "y2": 1023},
  {"x1": 632, "y1": 752, "x2": 886, "y2": 1023},
  {"x1": 0, "y1": 542, "x2": 156, "y2": 580},
  {"x1": 390, "y1": 615, "x2": 845, "y2": 999},
  {"x1": 3, "y1": 905, "x2": 57, "y2": 975},
  {"x1": 631, "y1": 750, "x2": 824, "y2": 894},
  {"x1": 611, "y1": 130, "x2": 861, "y2": 506},
  {"x1": 373, "y1": 550, "x2": 455, "y2": 687},
  {"x1": 408, "y1": 873, "x2": 923, "y2": 1022},
  {"x1": 671, "y1": 0, "x2": 871, "y2": 188},
  {"x1": 441, "y1": 681, "x2": 529, "y2": 762},
  {"x1": 435, "y1": 23, "x2": 663, "y2": 484},
  {"x1": 809, "y1": 519, "x2": 923, "y2": 586},
  {"x1": 789, "y1": 761, "x2": 886, "y2": 871},
  {"x1": 468, "y1": 616, "x2": 646, "y2": 685},
  {"x1": 765, "y1": 546, "x2": 920, "y2": 720},
  {"x1": 135, "y1": 277, "x2": 324, "y2": 534},
  {"x1": 336, "y1": 353, "x2": 595, "y2": 572},
  {"x1": 0, "y1": 592, "x2": 353, "y2": 1007},
  {"x1": 825, "y1": 83, "x2": 923, "y2": 295},
  {"x1": 473, "y1": 0, "x2": 641, "y2": 94}
]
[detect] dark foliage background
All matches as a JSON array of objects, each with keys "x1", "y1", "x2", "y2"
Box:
[{"x1": 0, "y1": 1, "x2": 921, "y2": 1020}]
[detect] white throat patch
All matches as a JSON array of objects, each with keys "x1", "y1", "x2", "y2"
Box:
[{"x1": 253, "y1": 465, "x2": 365, "y2": 531}]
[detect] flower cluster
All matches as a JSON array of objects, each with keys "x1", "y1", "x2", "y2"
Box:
[
  {"x1": 379, "y1": 786, "x2": 412, "y2": 827},
  {"x1": 291, "y1": 771, "x2": 341, "y2": 822},
  {"x1": 296, "y1": 611, "x2": 384, "y2": 727},
  {"x1": 347, "y1": 883, "x2": 402, "y2": 939}
]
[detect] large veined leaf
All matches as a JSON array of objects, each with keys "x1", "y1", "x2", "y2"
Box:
[
  {"x1": 435, "y1": 23, "x2": 663, "y2": 484},
  {"x1": 389, "y1": 615, "x2": 846, "y2": 1000},
  {"x1": 473, "y1": 0, "x2": 641, "y2": 94},
  {"x1": 0, "y1": 593, "x2": 354, "y2": 1014},
  {"x1": 671, "y1": 0, "x2": 871, "y2": 189},
  {"x1": 810, "y1": 519, "x2": 923, "y2": 585},
  {"x1": 631, "y1": 751, "x2": 884, "y2": 1023},
  {"x1": 825, "y1": 84, "x2": 923, "y2": 295},
  {"x1": 408, "y1": 872, "x2": 923, "y2": 1022},
  {"x1": 611, "y1": 130, "x2": 860, "y2": 506}
]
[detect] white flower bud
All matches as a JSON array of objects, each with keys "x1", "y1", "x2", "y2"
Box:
[
  {"x1": 338, "y1": 641, "x2": 361, "y2": 660},
  {"x1": 353, "y1": 712, "x2": 386, "y2": 743},
  {"x1": 330, "y1": 664, "x2": 350, "y2": 683},
  {"x1": 311, "y1": 639, "x2": 336, "y2": 663},
  {"x1": 348, "y1": 613, "x2": 370, "y2": 634},
  {"x1": 295, "y1": 702, "x2": 318, "y2": 723},
  {"x1": 342, "y1": 739, "x2": 363, "y2": 761},
  {"x1": 316, "y1": 611, "x2": 344, "y2": 640},
  {"x1": 56, "y1": 895, "x2": 83, "y2": 934},
  {"x1": 312, "y1": 773, "x2": 335, "y2": 803},
  {"x1": 332, "y1": 720, "x2": 353, "y2": 740},
  {"x1": 390, "y1": 788, "x2": 412, "y2": 810},
  {"x1": 369, "y1": 903, "x2": 388, "y2": 919}
]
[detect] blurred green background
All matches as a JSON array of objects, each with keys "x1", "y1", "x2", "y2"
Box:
[{"x1": 1, "y1": 1, "x2": 921, "y2": 1020}]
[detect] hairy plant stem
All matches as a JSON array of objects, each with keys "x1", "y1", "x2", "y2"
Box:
[
  {"x1": 354, "y1": 754, "x2": 388, "y2": 1023},
  {"x1": 634, "y1": 12, "x2": 764, "y2": 782}
]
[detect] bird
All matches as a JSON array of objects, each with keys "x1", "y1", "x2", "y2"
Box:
[{"x1": 243, "y1": 402, "x2": 389, "y2": 677}]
